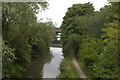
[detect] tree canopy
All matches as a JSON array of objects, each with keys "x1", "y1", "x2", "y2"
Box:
[
  {"x1": 60, "y1": 2, "x2": 119, "y2": 78},
  {"x1": 2, "y1": 2, "x2": 55, "y2": 78}
]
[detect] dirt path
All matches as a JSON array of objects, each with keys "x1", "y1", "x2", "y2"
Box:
[{"x1": 71, "y1": 50, "x2": 88, "y2": 79}]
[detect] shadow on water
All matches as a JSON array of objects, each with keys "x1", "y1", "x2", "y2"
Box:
[
  {"x1": 22, "y1": 49, "x2": 53, "y2": 78},
  {"x1": 22, "y1": 47, "x2": 64, "y2": 78}
]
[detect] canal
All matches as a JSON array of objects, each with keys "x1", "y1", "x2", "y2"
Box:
[{"x1": 22, "y1": 47, "x2": 64, "y2": 78}]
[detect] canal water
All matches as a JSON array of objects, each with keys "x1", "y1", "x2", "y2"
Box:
[{"x1": 22, "y1": 47, "x2": 64, "y2": 78}]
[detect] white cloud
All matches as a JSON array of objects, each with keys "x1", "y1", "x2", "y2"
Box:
[{"x1": 36, "y1": 0, "x2": 109, "y2": 28}]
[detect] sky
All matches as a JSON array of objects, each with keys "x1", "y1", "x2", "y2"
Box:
[{"x1": 36, "y1": 0, "x2": 109, "y2": 28}]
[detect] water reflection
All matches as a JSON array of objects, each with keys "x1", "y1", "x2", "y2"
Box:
[
  {"x1": 22, "y1": 50, "x2": 53, "y2": 78},
  {"x1": 22, "y1": 47, "x2": 64, "y2": 78},
  {"x1": 43, "y1": 47, "x2": 64, "y2": 78}
]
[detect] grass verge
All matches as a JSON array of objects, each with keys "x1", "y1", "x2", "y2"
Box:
[
  {"x1": 58, "y1": 53, "x2": 80, "y2": 78},
  {"x1": 76, "y1": 58, "x2": 92, "y2": 79}
]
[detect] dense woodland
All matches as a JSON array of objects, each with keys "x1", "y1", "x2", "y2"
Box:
[
  {"x1": 1, "y1": 1, "x2": 120, "y2": 79},
  {"x1": 2, "y1": 2, "x2": 55, "y2": 78},
  {"x1": 60, "y1": 2, "x2": 119, "y2": 79}
]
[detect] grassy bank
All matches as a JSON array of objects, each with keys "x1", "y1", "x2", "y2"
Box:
[
  {"x1": 58, "y1": 53, "x2": 80, "y2": 78},
  {"x1": 76, "y1": 59, "x2": 91, "y2": 79}
]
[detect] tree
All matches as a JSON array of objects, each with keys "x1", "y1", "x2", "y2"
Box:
[
  {"x1": 2, "y1": 40, "x2": 25, "y2": 78},
  {"x1": 63, "y1": 34, "x2": 82, "y2": 54},
  {"x1": 60, "y1": 1, "x2": 119, "y2": 78},
  {"x1": 2, "y1": 2, "x2": 56, "y2": 78},
  {"x1": 61, "y1": 2, "x2": 94, "y2": 52}
]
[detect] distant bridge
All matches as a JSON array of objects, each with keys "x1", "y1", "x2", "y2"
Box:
[
  {"x1": 55, "y1": 28, "x2": 61, "y2": 33},
  {"x1": 50, "y1": 28, "x2": 62, "y2": 47}
]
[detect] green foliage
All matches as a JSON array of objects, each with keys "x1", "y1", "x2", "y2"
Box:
[
  {"x1": 61, "y1": 2, "x2": 94, "y2": 53},
  {"x1": 64, "y1": 34, "x2": 82, "y2": 53},
  {"x1": 101, "y1": 20, "x2": 118, "y2": 45},
  {"x1": 77, "y1": 35, "x2": 103, "y2": 64},
  {"x1": 16, "y1": 39, "x2": 32, "y2": 63},
  {"x1": 2, "y1": 40, "x2": 25, "y2": 78},
  {"x1": 2, "y1": 2, "x2": 55, "y2": 78},
  {"x1": 60, "y1": 2, "x2": 119, "y2": 79},
  {"x1": 92, "y1": 45, "x2": 118, "y2": 78},
  {"x1": 91, "y1": 14, "x2": 119, "y2": 78},
  {"x1": 77, "y1": 3, "x2": 119, "y2": 78},
  {"x1": 76, "y1": 5, "x2": 110, "y2": 38},
  {"x1": 59, "y1": 54, "x2": 80, "y2": 78},
  {"x1": 29, "y1": 22, "x2": 55, "y2": 57}
]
